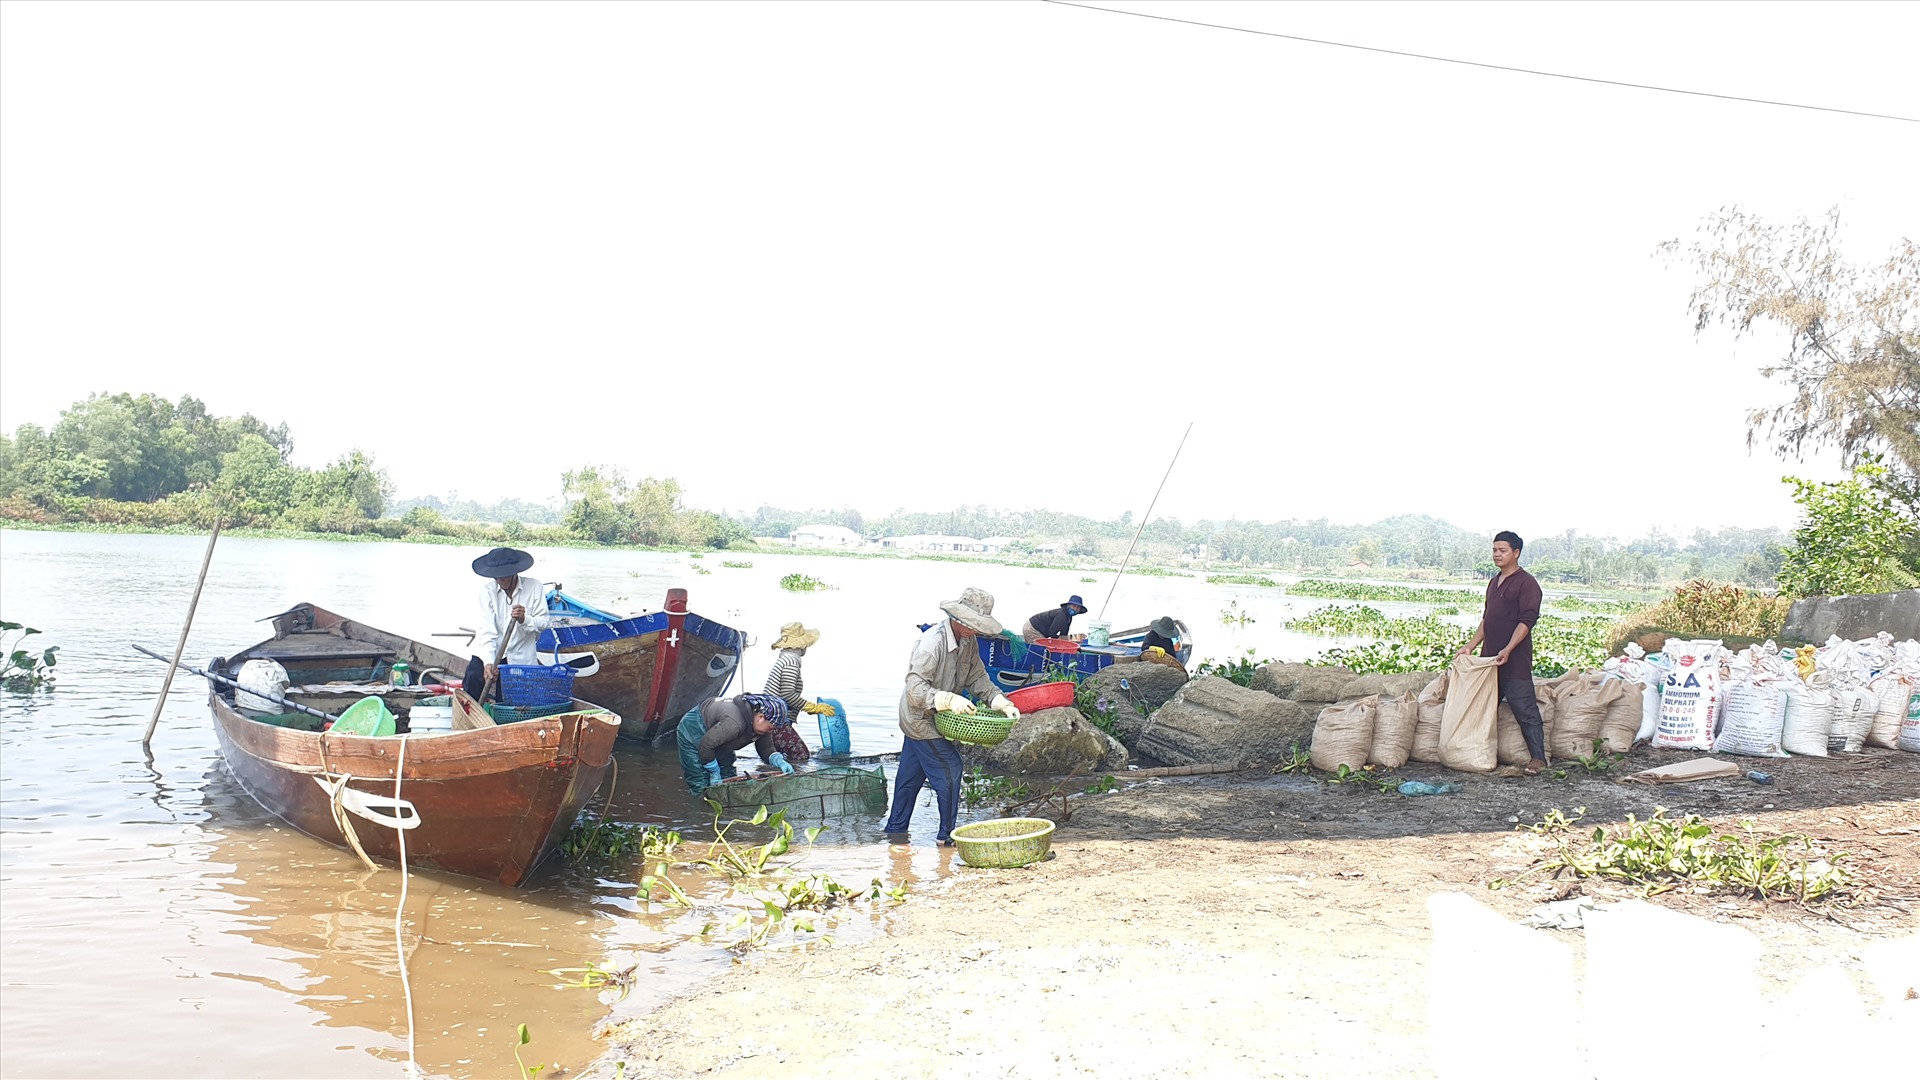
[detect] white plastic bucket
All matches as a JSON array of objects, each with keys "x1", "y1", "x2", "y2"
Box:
[
  {"x1": 1087, "y1": 621, "x2": 1112, "y2": 647},
  {"x1": 409, "y1": 705, "x2": 454, "y2": 733}
]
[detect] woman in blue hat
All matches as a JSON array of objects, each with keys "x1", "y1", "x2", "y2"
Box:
[{"x1": 1019, "y1": 594, "x2": 1088, "y2": 643}]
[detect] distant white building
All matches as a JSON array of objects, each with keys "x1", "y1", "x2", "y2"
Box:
[
  {"x1": 1033, "y1": 542, "x2": 1067, "y2": 556},
  {"x1": 878, "y1": 534, "x2": 984, "y2": 553},
  {"x1": 979, "y1": 536, "x2": 1020, "y2": 554},
  {"x1": 789, "y1": 524, "x2": 863, "y2": 548}
]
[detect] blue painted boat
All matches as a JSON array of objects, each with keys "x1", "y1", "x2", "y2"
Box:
[
  {"x1": 916, "y1": 619, "x2": 1194, "y2": 692},
  {"x1": 538, "y1": 588, "x2": 746, "y2": 742}
]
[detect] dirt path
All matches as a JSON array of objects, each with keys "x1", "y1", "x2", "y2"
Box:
[{"x1": 599, "y1": 748, "x2": 1918, "y2": 1079}]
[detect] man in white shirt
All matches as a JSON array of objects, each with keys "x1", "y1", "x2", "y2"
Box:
[{"x1": 462, "y1": 547, "x2": 552, "y2": 697}]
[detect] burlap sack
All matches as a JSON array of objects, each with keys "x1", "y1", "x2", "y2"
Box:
[
  {"x1": 1551, "y1": 675, "x2": 1627, "y2": 759},
  {"x1": 1496, "y1": 678, "x2": 1562, "y2": 766},
  {"x1": 1410, "y1": 674, "x2": 1447, "y2": 763},
  {"x1": 1599, "y1": 680, "x2": 1645, "y2": 754},
  {"x1": 1369, "y1": 691, "x2": 1420, "y2": 769},
  {"x1": 1439, "y1": 656, "x2": 1500, "y2": 773},
  {"x1": 1311, "y1": 696, "x2": 1378, "y2": 773}
]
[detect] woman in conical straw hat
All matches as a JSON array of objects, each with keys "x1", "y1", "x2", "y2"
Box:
[{"x1": 763, "y1": 622, "x2": 826, "y2": 762}]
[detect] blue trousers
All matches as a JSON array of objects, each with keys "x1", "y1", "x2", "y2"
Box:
[
  {"x1": 676, "y1": 706, "x2": 711, "y2": 797},
  {"x1": 883, "y1": 736, "x2": 964, "y2": 841}
]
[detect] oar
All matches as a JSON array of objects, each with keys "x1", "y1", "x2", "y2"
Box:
[
  {"x1": 142, "y1": 513, "x2": 223, "y2": 750},
  {"x1": 130, "y1": 644, "x2": 342, "y2": 724},
  {"x1": 481, "y1": 615, "x2": 514, "y2": 704}
]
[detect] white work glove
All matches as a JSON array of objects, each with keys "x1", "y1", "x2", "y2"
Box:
[
  {"x1": 990, "y1": 696, "x2": 1020, "y2": 721},
  {"x1": 930, "y1": 690, "x2": 975, "y2": 714}
]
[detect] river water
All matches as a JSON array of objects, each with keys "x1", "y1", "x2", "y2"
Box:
[{"x1": 0, "y1": 530, "x2": 1387, "y2": 1078}]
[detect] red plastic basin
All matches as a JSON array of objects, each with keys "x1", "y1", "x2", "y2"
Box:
[
  {"x1": 1007, "y1": 681, "x2": 1076, "y2": 712},
  {"x1": 1033, "y1": 638, "x2": 1079, "y2": 654}
]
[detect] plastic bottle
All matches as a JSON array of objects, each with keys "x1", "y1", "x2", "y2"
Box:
[{"x1": 389, "y1": 662, "x2": 410, "y2": 689}]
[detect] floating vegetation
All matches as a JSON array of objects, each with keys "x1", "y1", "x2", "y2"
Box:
[
  {"x1": 780, "y1": 573, "x2": 829, "y2": 591},
  {"x1": 2, "y1": 621, "x2": 58, "y2": 691},
  {"x1": 543, "y1": 961, "x2": 639, "y2": 1003},
  {"x1": 560, "y1": 817, "x2": 681, "y2": 864},
  {"x1": 1286, "y1": 579, "x2": 1482, "y2": 605},
  {"x1": 962, "y1": 767, "x2": 1031, "y2": 806},
  {"x1": 1219, "y1": 599, "x2": 1255, "y2": 626},
  {"x1": 1206, "y1": 573, "x2": 1279, "y2": 587},
  {"x1": 1080, "y1": 576, "x2": 1098, "y2": 583},
  {"x1": 721, "y1": 560, "x2": 754, "y2": 569}
]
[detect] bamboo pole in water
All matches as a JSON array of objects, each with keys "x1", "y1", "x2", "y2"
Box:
[{"x1": 142, "y1": 515, "x2": 222, "y2": 750}]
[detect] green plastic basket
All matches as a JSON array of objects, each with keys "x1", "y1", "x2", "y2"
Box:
[
  {"x1": 952, "y1": 817, "x2": 1056, "y2": 868},
  {"x1": 934, "y1": 708, "x2": 1015, "y2": 746}
]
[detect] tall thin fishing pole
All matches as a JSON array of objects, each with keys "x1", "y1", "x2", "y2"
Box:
[
  {"x1": 143, "y1": 513, "x2": 223, "y2": 750},
  {"x1": 1098, "y1": 422, "x2": 1192, "y2": 621}
]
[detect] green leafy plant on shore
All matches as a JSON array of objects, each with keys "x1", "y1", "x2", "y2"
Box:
[
  {"x1": 1491, "y1": 808, "x2": 1852, "y2": 902},
  {"x1": 1274, "y1": 744, "x2": 1312, "y2": 774},
  {"x1": 962, "y1": 767, "x2": 1031, "y2": 806},
  {"x1": 1325, "y1": 763, "x2": 1398, "y2": 793},
  {"x1": 513, "y1": 1024, "x2": 545, "y2": 1080},
  {"x1": 779, "y1": 573, "x2": 829, "y2": 591},
  {"x1": 1193, "y1": 648, "x2": 1267, "y2": 686},
  {"x1": 2, "y1": 622, "x2": 58, "y2": 691},
  {"x1": 1610, "y1": 579, "x2": 1790, "y2": 646}
]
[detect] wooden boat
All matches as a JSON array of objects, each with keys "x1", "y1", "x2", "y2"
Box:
[
  {"x1": 207, "y1": 602, "x2": 620, "y2": 887},
  {"x1": 538, "y1": 587, "x2": 747, "y2": 743}
]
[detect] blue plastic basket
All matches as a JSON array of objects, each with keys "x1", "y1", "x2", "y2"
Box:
[{"x1": 500, "y1": 663, "x2": 575, "y2": 707}]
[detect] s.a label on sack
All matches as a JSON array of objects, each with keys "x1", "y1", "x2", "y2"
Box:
[{"x1": 1653, "y1": 643, "x2": 1719, "y2": 751}]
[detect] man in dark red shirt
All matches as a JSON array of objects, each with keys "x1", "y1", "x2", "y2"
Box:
[{"x1": 1456, "y1": 531, "x2": 1547, "y2": 774}]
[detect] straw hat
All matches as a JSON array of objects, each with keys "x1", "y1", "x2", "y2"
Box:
[
  {"x1": 472, "y1": 547, "x2": 533, "y2": 577},
  {"x1": 771, "y1": 622, "x2": 821, "y2": 650},
  {"x1": 939, "y1": 586, "x2": 1004, "y2": 636}
]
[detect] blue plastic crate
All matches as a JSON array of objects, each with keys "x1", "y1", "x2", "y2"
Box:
[{"x1": 500, "y1": 663, "x2": 575, "y2": 707}]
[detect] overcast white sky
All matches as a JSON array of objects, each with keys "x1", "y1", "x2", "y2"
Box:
[{"x1": 2, "y1": 0, "x2": 1915, "y2": 540}]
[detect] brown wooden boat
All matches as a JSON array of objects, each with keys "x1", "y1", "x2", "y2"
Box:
[{"x1": 207, "y1": 602, "x2": 620, "y2": 887}]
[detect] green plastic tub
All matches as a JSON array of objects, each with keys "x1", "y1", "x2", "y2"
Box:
[{"x1": 951, "y1": 817, "x2": 1056, "y2": 868}]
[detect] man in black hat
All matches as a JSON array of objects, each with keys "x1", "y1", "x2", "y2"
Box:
[
  {"x1": 1020, "y1": 594, "x2": 1088, "y2": 643},
  {"x1": 465, "y1": 547, "x2": 551, "y2": 696}
]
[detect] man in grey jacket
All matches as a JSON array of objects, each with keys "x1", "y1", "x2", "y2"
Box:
[{"x1": 884, "y1": 587, "x2": 1021, "y2": 845}]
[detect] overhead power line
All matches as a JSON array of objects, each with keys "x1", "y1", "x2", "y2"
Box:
[{"x1": 1040, "y1": 0, "x2": 1919, "y2": 124}]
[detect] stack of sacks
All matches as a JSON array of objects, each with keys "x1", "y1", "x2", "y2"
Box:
[
  {"x1": 1817, "y1": 635, "x2": 1878, "y2": 752},
  {"x1": 1653, "y1": 639, "x2": 1724, "y2": 751},
  {"x1": 1602, "y1": 643, "x2": 1663, "y2": 746},
  {"x1": 1714, "y1": 642, "x2": 1792, "y2": 758}
]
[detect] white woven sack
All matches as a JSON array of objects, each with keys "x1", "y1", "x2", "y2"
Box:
[
  {"x1": 1654, "y1": 641, "x2": 1720, "y2": 751},
  {"x1": 1714, "y1": 680, "x2": 1789, "y2": 758},
  {"x1": 1898, "y1": 687, "x2": 1920, "y2": 754},
  {"x1": 1634, "y1": 681, "x2": 1662, "y2": 743},
  {"x1": 1827, "y1": 687, "x2": 1876, "y2": 753},
  {"x1": 1778, "y1": 682, "x2": 1831, "y2": 757}
]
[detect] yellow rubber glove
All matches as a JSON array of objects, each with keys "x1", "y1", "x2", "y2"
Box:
[
  {"x1": 931, "y1": 690, "x2": 975, "y2": 714},
  {"x1": 801, "y1": 701, "x2": 835, "y2": 715}
]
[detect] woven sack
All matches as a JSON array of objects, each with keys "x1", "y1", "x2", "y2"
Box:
[
  {"x1": 1779, "y1": 682, "x2": 1832, "y2": 757},
  {"x1": 1410, "y1": 674, "x2": 1447, "y2": 763},
  {"x1": 1439, "y1": 656, "x2": 1499, "y2": 773},
  {"x1": 1599, "y1": 679, "x2": 1645, "y2": 753},
  {"x1": 1369, "y1": 691, "x2": 1420, "y2": 769},
  {"x1": 1827, "y1": 686, "x2": 1876, "y2": 753},
  {"x1": 1654, "y1": 642, "x2": 1721, "y2": 751},
  {"x1": 1867, "y1": 675, "x2": 1914, "y2": 749},
  {"x1": 1551, "y1": 675, "x2": 1626, "y2": 759},
  {"x1": 1495, "y1": 678, "x2": 1561, "y2": 766},
  {"x1": 1311, "y1": 696, "x2": 1378, "y2": 773},
  {"x1": 1899, "y1": 686, "x2": 1920, "y2": 753},
  {"x1": 1714, "y1": 681, "x2": 1789, "y2": 757}
]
